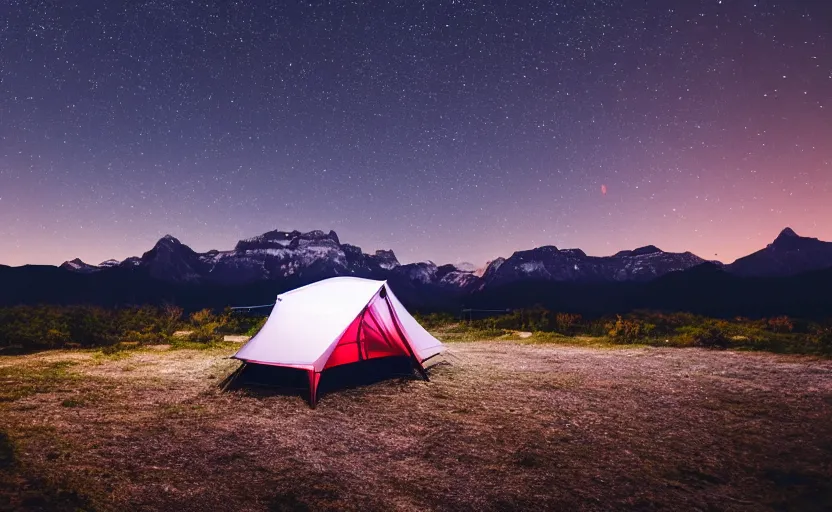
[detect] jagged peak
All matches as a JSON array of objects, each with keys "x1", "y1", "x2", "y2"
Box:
[
  {"x1": 777, "y1": 227, "x2": 799, "y2": 238},
  {"x1": 769, "y1": 226, "x2": 822, "y2": 249},
  {"x1": 481, "y1": 257, "x2": 506, "y2": 277},
  {"x1": 60, "y1": 258, "x2": 99, "y2": 272},
  {"x1": 237, "y1": 229, "x2": 340, "y2": 249},
  {"x1": 373, "y1": 249, "x2": 399, "y2": 264},
  {"x1": 145, "y1": 235, "x2": 193, "y2": 259},
  {"x1": 157, "y1": 234, "x2": 182, "y2": 246}
]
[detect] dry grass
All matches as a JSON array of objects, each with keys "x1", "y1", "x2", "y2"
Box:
[{"x1": 1, "y1": 342, "x2": 831, "y2": 511}]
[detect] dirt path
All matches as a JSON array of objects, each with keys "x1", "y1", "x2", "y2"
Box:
[{"x1": 1, "y1": 343, "x2": 831, "y2": 511}]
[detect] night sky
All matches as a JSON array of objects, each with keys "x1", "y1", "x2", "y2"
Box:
[{"x1": 1, "y1": 1, "x2": 830, "y2": 268}]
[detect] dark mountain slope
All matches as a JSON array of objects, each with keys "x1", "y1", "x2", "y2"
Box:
[{"x1": 727, "y1": 228, "x2": 832, "y2": 277}]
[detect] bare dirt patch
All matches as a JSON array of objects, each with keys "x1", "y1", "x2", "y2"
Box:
[
  {"x1": 223, "y1": 335, "x2": 251, "y2": 343},
  {"x1": 1, "y1": 343, "x2": 831, "y2": 511}
]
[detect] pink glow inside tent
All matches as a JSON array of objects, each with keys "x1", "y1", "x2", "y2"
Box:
[{"x1": 232, "y1": 277, "x2": 445, "y2": 406}]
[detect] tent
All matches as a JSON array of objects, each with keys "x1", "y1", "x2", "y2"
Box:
[{"x1": 231, "y1": 277, "x2": 445, "y2": 407}]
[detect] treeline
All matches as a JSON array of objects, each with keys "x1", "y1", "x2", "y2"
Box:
[
  {"x1": 3, "y1": 305, "x2": 831, "y2": 356},
  {"x1": 416, "y1": 308, "x2": 832, "y2": 354},
  {"x1": 465, "y1": 265, "x2": 832, "y2": 320},
  {"x1": 0, "y1": 305, "x2": 267, "y2": 353}
]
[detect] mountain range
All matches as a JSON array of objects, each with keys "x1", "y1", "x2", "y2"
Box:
[
  {"x1": 3, "y1": 227, "x2": 832, "y2": 317},
  {"x1": 54, "y1": 227, "x2": 832, "y2": 287}
]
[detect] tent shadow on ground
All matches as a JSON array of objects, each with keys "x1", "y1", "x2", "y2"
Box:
[{"x1": 222, "y1": 356, "x2": 426, "y2": 405}]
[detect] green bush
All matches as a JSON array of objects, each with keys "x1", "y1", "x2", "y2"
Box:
[
  {"x1": 189, "y1": 308, "x2": 223, "y2": 343},
  {"x1": 245, "y1": 317, "x2": 268, "y2": 336},
  {"x1": 678, "y1": 324, "x2": 730, "y2": 349},
  {"x1": 607, "y1": 315, "x2": 655, "y2": 344},
  {"x1": 413, "y1": 312, "x2": 457, "y2": 330},
  {"x1": 444, "y1": 323, "x2": 477, "y2": 334},
  {"x1": 0, "y1": 304, "x2": 828, "y2": 356},
  {"x1": 488, "y1": 307, "x2": 553, "y2": 331},
  {"x1": 813, "y1": 326, "x2": 832, "y2": 352},
  {"x1": 553, "y1": 313, "x2": 582, "y2": 335},
  {"x1": 0, "y1": 305, "x2": 191, "y2": 353}
]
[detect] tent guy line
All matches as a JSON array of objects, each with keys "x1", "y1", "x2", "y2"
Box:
[{"x1": 229, "y1": 303, "x2": 277, "y2": 310}]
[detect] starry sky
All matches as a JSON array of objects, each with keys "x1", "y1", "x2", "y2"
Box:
[{"x1": 1, "y1": 0, "x2": 830, "y2": 268}]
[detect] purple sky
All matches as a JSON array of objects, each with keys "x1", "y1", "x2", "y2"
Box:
[{"x1": 1, "y1": 0, "x2": 830, "y2": 267}]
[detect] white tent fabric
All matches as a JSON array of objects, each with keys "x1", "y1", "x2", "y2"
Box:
[
  {"x1": 386, "y1": 286, "x2": 445, "y2": 362},
  {"x1": 233, "y1": 277, "x2": 445, "y2": 372}
]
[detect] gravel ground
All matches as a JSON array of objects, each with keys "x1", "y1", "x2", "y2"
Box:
[{"x1": 1, "y1": 342, "x2": 831, "y2": 511}]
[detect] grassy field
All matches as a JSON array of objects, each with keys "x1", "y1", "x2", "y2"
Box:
[{"x1": 1, "y1": 338, "x2": 831, "y2": 511}]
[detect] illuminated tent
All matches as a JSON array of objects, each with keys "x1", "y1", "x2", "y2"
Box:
[{"x1": 232, "y1": 277, "x2": 445, "y2": 407}]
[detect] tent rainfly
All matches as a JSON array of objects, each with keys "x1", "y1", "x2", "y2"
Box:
[{"x1": 232, "y1": 277, "x2": 445, "y2": 407}]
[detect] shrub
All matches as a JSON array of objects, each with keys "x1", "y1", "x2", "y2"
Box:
[
  {"x1": 413, "y1": 312, "x2": 457, "y2": 330},
  {"x1": 159, "y1": 305, "x2": 184, "y2": 336},
  {"x1": 584, "y1": 318, "x2": 611, "y2": 337},
  {"x1": 607, "y1": 316, "x2": 655, "y2": 344},
  {"x1": 813, "y1": 326, "x2": 832, "y2": 352},
  {"x1": 766, "y1": 316, "x2": 794, "y2": 333},
  {"x1": 553, "y1": 313, "x2": 582, "y2": 335},
  {"x1": 189, "y1": 309, "x2": 215, "y2": 327},
  {"x1": 679, "y1": 325, "x2": 729, "y2": 349},
  {"x1": 190, "y1": 325, "x2": 222, "y2": 343},
  {"x1": 245, "y1": 317, "x2": 268, "y2": 336},
  {"x1": 67, "y1": 307, "x2": 116, "y2": 346},
  {"x1": 121, "y1": 329, "x2": 169, "y2": 345},
  {"x1": 188, "y1": 308, "x2": 223, "y2": 343},
  {"x1": 45, "y1": 329, "x2": 71, "y2": 348},
  {"x1": 0, "y1": 305, "x2": 189, "y2": 353}
]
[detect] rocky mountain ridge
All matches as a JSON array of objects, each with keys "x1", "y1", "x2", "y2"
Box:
[
  {"x1": 726, "y1": 228, "x2": 832, "y2": 277},
  {"x1": 51, "y1": 227, "x2": 772, "y2": 291}
]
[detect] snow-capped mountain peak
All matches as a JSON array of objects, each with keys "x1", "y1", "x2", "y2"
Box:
[
  {"x1": 57, "y1": 227, "x2": 832, "y2": 292},
  {"x1": 59, "y1": 258, "x2": 100, "y2": 273},
  {"x1": 454, "y1": 261, "x2": 477, "y2": 272}
]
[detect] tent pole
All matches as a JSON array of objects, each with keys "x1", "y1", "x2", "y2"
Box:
[
  {"x1": 356, "y1": 308, "x2": 366, "y2": 361},
  {"x1": 308, "y1": 370, "x2": 320, "y2": 408},
  {"x1": 366, "y1": 308, "x2": 394, "y2": 350},
  {"x1": 383, "y1": 295, "x2": 430, "y2": 382}
]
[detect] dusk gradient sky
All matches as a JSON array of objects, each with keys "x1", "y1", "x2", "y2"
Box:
[{"x1": 1, "y1": 0, "x2": 830, "y2": 267}]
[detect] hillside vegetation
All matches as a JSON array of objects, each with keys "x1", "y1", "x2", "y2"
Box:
[
  {"x1": 0, "y1": 305, "x2": 265, "y2": 354},
  {"x1": 1, "y1": 305, "x2": 831, "y2": 356},
  {"x1": 416, "y1": 308, "x2": 832, "y2": 355}
]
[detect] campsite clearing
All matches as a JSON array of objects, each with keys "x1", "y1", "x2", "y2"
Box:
[{"x1": 1, "y1": 341, "x2": 831, "y2": 511}]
